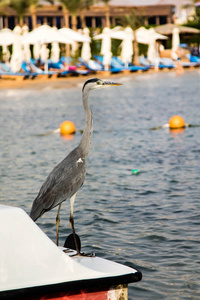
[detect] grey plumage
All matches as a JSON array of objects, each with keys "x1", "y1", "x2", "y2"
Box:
[
  {"x1": 30, "y1": 78, "x2": 121, "y2": 253},
  {"x1": 30, "y1": 146, "x2": 86, "y2": 221}
]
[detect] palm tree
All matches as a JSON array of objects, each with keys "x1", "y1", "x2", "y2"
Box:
[
  {"x1": 9, "y1": 0, "x2": 30, "y2": 26},
  {"x1": 119, "y1": 9, "x2": 144, "y2": 65},
  {"x1": 58, "y1": 0, "x2": 82, "y2": 30},
  {"x1": 28, "y1": 0, "x2": 54, "y2": 29},
  {"x1": 29, "y1": 0, "x2": 39, "y2": 29},
  {"x1": 101, "y1": 0, "x2": 111, "y2": 28},
  {"x1": 79, "y1": 0, "x2": 94, "y2": 28},
  {"x1": 182, "y1": 0, "x2": 200, "y2": 22},
  {"x1": 0, "y1": 0, "x2": 54, "y2": 29}
]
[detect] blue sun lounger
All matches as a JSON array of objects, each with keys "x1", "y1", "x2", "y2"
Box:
[
  {"x1": 23, "y1": 59, "x2": 59, "y2": 78},
  {"x1": 47, "y1": 59, "x2": 91, "y2": 76},
  {"x1": 79, "y1": 57, "x2": 122, "y2": 74},
  {"x1": 186, "y1": 54, "x2": 200, "y2": 66},
  {"x1": 111, "y1": 56, "x2": 150, "y2": 72},
  {"x1": 139, "y1": 56, "x2": 174, "y2": 69},
  {"x1": 0, "y1": 63, "x2": 30, "y2": 80}
]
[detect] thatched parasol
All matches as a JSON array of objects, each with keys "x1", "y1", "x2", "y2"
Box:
[{"x1": 155, "y1": 23, "x2": 200, "y2": 35}]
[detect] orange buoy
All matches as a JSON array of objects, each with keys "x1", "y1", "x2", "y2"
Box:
[
  {"x1": 169, "y1": 115, "x2": 185, "y2": 129},
  {"x1": 60, "y1": 121, "x2": 76, "y2": 135}
]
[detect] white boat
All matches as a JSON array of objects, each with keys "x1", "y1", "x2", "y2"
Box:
[{"x1": 0, "y1": 204, "x2": 142, "y2": 299}]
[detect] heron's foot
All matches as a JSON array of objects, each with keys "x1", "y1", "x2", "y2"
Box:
[
  {"x1": 65, "y1": 250, "x2": 95, "y2": 257},
  {"x1": 78, "y1": 251, "x2": 95, "y2": 257}
]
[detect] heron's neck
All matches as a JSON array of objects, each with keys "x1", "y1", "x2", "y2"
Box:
[{"x1": 79, "y1": 89, "x2": 93, "y2": 158}]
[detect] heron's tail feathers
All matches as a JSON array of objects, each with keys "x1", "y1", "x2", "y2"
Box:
[{"x1": 30, "y1": 200, "x2": 43, "y2": 221}]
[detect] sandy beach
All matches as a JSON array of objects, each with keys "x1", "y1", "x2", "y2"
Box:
[
  {"x1": 0, "y1": 72, "x2": 126, "y2": 91},
  {"x1": 0, "y1": 67, "x2": 198, "y2": 91},
  {"x1": 0, "y1": 67, "x2": 173, "y2": 91}
]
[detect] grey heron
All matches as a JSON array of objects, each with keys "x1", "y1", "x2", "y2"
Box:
[{"x1": 30, "y1": 78, "x2": 122, "y2": 254}]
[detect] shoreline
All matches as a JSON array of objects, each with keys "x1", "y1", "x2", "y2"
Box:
[
  {"x1": 0, "y1": 67, "x2": 198, "y2": 91},
  {"x1": 0, "y1": 72, "x2": 125, "y2": 91}
]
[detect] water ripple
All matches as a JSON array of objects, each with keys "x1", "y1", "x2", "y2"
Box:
[{"x1": 0, "y1": 70, "x2": 200, "y2": 299}]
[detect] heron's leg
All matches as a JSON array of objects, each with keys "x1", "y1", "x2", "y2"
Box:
[
  {"x1": 56, "y1": 204, "x2": 62, "y2": 246},
  {"x1": 69, "y1": 193, "x2": 80, "y2": 255}
]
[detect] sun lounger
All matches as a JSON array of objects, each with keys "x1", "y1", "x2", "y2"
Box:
[
  {"x1": 78, "y1": 57, "x2": 104, "y2": 73},
  {"x1": 93, "y1": 55, "x2": 126, "y2": 73},
  {"x1": 159, "y1": 58, "x2": 176, "y2": 67},
  {"x1": 185, "y1": 54, "x2": 200, "y2": 67},
  {"x1": 188, "y1": 54, "x2": 200, "y2": 63},
  {"x1": 94, "y1": 55, "x2": 122, "y2": 73},
  {"x1": 111, "y1": 56, "x2": 150, "y2": 72},
  {"x1": 27, "y1": 59, "x2": 59, "y2": 78},
  {"x1": 139, "y1": 56, "x2": 174, "y2": 69},
  {"x1": 0, "y1": 63, "x2": 30, "y2": 80},
  {"x1": 47, "y1": 59, "x2": 91, "y2": 76}
]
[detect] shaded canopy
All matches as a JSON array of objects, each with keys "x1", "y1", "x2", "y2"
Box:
[
  {"x1": 94, "y1": 26, "x2": 167, "y2": 44},
  {"x1": 10, "y1": 26, "x2": 23, "y2": 72},
  {"x1": 0, "y1": 28, "x2": 14, "y2": 46},
  {"x1": 120, "y1": 27, "x2": 133, "y2": 65},
  {"x1": 155, "y1": 23, "x2": 200, "y2": 35},
  {"x1": 59, "y1": 28, "x2": 91, "y2": 43},
  {"x1": 136, "y1": 27, "x2": 167, "y2": 44},
  {"x1": 22, "y1": 25, "x2": 74, "y2": 45},
  {"x1": 81, "y1": 27, "x2": 91, "y2": 62}
]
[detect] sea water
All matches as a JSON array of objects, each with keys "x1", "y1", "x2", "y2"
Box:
[{"x1": 0, "y1": 69, "x2": 200, "y2": 299}]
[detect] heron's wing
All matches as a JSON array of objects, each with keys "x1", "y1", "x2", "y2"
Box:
[{"x1": 30, "y1": 147, "x2": 86, "y2": 221}]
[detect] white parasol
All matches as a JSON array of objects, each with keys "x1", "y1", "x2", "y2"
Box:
[
  {"x1": 22, "y1": 25, "x2": 73, "y2": 45},
  {"x1": 10, "y1": 26, "x2": 23, "y2": 72},
  {"x1": 22, "y1": 24, "x2": 31, "y2": 62},
  {"x1": 120, "y1": 27, "x2": 133, "y2": 67},
  {"x1": 171, "y1": 27, "x2": 180, "y2": 60},
  {"x1": 81, "y1": 27, "x2": 91, "y2": 62},
  {"x1": 93, "y1": 27, "x2": 112, "y2": 70},
  {"x1": 0, "y1": 28, "x2": 14, "y2": 46}
]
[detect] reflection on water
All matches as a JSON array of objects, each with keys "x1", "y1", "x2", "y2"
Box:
[
  {"x1": 0, "y1": 70, "x2": 200, "y2": 299},
  {"x1": 169, "y1": 127, "x2": 185, "y2": 137}
]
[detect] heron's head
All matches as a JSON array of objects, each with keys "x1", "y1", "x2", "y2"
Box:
[{"x1": 82, "y1": 78, "x2": 122, "y2": 92}]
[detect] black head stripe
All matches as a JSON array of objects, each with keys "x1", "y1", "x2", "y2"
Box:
[{"x1": 82, "y1": 78, "x2": 100, "y2": 92}]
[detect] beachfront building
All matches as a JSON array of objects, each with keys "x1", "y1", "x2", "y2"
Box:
[{"x1": 0, "y1": 0, "x2": 194, "y2": 30}]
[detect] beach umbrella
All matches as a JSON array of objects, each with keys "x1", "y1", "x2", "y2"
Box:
[
  {"x1": 50, "y1": 27, "x2": 61, "y2": 63},
  {"x1": 22, "y1": 25, "x2": 73, "y2": 45},
  {"x1": 103, "y1": 51, "x2": 112, "y2": 71},
  {"x1": 147, "y1": 28, "x2": 157, "y2": 63},
  {"x1": 40, "y1": 43, "x2": 49, "y2": 73},
  {"x1": 10, "y1": 25, "x2": 23, "y2": 73},
  {"x1": 0, "y1": 28, "x2": 14, "y2": 46},
  {"x1": 96, "y1": 26, "x2": 133, "y2": 66},
  {"x1": 40, "y1": 44, "x2": 49, "y2": 62},
  {"x1": 120, "y1": 27, "x2": 133, "y2": 67},
  {"x1": 146, "y1": 28, "x2": 168, "y2": 63},
  {"x1": 94, "y1": 27, "x2": 112, "y2": 70},
  {"x1": 33, "y1": 42, "x2": 40, "y2": 59},
  {"x1": 0, "y1": 29, "x2": 13, "y2": 62},
  {"x1": 106, "y1": 26, "x2": 167, "y2": 45},
  {"x1": 101, "y1": 28, "x2": 112, "y2": 70},
  {"x1": 22, "y1": 24, "x2": 31, "y2": 62},
  {"x1": 155, "y1": 23, "x2": 200, "y2": 35},
  {"x1": 59, "y1": 27, "x2": 91, "y2": 43},
  {"x1": 51, "y1": 41, "x2": 60, "y2": 63},
  {"x1": 136, "y1": 27, "x2": 168, "y2": 44},
  {"x1": 81, "y1": 27, "x2": 91, "y2": 62},
  {"x1": 100, "y1": 27, "x2": 111, "y2": 56},
  {"x1": 171, "y1": 27, "x2": 180, "y2": 60},
  {"x1": 59, "y1": 27, "x2": 89, "y2": 56},
  {"x1": 2, "y1": 45, "x2": 10, "y2": 63}
]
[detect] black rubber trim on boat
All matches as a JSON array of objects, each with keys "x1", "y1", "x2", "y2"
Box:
[{"x1": 0, "y1": 271, "x2": 142, "y2": 299}]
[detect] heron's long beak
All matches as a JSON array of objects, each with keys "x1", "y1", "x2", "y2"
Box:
[{"x1": 103, "y1": 81, "x2": 122, "y2": 87}]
